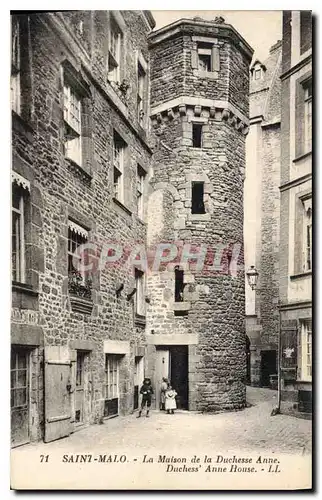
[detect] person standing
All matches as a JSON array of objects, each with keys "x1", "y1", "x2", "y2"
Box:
[
  {"x1": 160, "y1": 377, "x2": 168, "y2": 411},
  {"x1": 137, "y1": 378, "x2": 154, "y2": 418},
  {"x1": 165, "y1": 385, "x2": 177, "y2": 414}
]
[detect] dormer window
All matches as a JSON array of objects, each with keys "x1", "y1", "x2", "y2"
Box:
[
  {"x1": 254, "y1": 68, "x2": 262, "y2": 80},
  {"x1": 250, "y1": 60, "x2": 266, "y2": 81}
]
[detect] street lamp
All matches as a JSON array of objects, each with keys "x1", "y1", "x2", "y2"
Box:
[
  {"x1": 246, "y1": 265, "x2": 259, "y2": 290},
  {"x1": 245, "y1": 264, "x2": 281, "y2": 415}
]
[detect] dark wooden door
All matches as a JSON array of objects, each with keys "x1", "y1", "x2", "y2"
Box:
[{"x1": 170, "y1": 346, "x2": 188, "y2": 409}]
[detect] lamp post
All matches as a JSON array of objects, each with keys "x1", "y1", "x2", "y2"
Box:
[{"x1": 246, "y1": 265, "x2": 281, "y2": 414}]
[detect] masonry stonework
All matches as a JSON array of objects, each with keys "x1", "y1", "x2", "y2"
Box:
[{"x1": 146, "y1": 19, "x2": 253, "y2": 411}]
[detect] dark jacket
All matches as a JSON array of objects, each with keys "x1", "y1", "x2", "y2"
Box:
[{"x1": 140, "y1": 383, "x2": 154, "y2": 400}]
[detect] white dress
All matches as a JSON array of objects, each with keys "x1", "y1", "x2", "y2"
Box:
[{"x1": 165, "y1": 389, "x2": 177, "y2": 410}]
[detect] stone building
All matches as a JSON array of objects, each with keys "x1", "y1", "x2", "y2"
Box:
[
  {"x1": 244, "y1": 41, "x2": 282, "y2": 387},
  {"x1": 279, "y1": 11, "x2": 312, "y2": 415},
  {"x1": 10, "y1": 11, "x2": 253, "y2": 446},
  {"x1": 11, "y1": 10, "x2": 155, "y2": 446},
  {"x1": 146, "y1": 18, "x2": 253, "y2": 411}
]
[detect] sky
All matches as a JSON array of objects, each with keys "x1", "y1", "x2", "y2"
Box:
[{"x1": 151, "y1": 10, "x2": 282, "y2": 62}]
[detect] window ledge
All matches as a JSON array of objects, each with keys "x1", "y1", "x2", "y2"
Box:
[
  {"x1": 112, "y1": 197, "x2": 132, "y2": 216},
  {"x1": 173, "y1": 301, "x2": 191, "y2": 312},
  {"x1": 290, "y1": 271, "x2": 312, "y2": 280},
  {"x1": 135, "y1": 314, "x2": 146, "y2": 327},
  {"x1": 189, "y1": 213, "x2": 211, "y2": 222},
  {"x1": 11, "y1": 111, "x2": 34, "y2": 143},
  {"x1": 66, "y1": 158, "x2": 93, "y2": 181},
  {"x1": 296, "y1": 380, "x2": 312, "y2": 384},
  {"x1": 293, "y1": 151, "x2": 312, "y2": 163},
  {"x1": 193, "y1": 69, "x2": 219, "y2": 80},
  {"x1": 12, "y1": 282, "x2": 39, "y2": 297},
  {"x1": 69, "y1": 294, "x2": 93, "y2": 315}
]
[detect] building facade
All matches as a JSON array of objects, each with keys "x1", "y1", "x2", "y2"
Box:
[
  {"x1": 279, "y1": 11, "x2": 312, "y2": 415},
  {"x1": 11, "y1": 11, "x2": 253, "y2": 446},
  {"x1": 11, "y1": 10, "x2": 155, "y2": 446},
  {"x1": 245, "y1": 41, "x2": 282, "y2": 387}
]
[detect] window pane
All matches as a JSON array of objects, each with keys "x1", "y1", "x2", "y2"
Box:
[
  {"x1": 17, "y1": 369, "x2": 27, "y2": 388},
  {"x1": 15, "y1": 388, "x2": 27, "y2": 406},
  {"x1": 17, "y1": 352, "x2": 27, "y2": 369},
  {"x1": 11, "y1": 370, "x2": 16, "y2": 388}
]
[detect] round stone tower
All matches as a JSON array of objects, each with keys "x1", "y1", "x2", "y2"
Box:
[{"x1": 145, "y1": 17, "x2": 254, "y2": 412}]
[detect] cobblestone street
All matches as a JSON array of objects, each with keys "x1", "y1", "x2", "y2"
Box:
[
  {"x1": 13, "y1": 387, "x2": 311, "y2": 456},
  {"x1": 11, "y1": 387, "x2": 312, "y2": 489}
]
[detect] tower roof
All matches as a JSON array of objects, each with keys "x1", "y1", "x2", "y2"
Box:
[{"x1": 148, "y1": 17, "x2": 254, "y2": 62}]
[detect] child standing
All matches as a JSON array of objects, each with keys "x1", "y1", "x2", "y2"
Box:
[
  {"x1": 165, "y1": 385, "x2": 177, "y2": 414},
  {"x1": 137, "y1": 378, "x2": 154, "y2": 418}
]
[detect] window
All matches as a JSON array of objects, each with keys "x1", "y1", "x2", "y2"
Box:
[
  {"x1": 108, "y1": 17, "x2": 122, "y2": 83},
  {"x1": 68, "y1": 220, "x2": 91, "y2": 298},
  {"x1": 300, "y1": 320, "x2": 312, "y2": 381},
  {"x1": 191, "y1": 182, "x2": 205, "y2": 214},
  {"x1": 11, "y1": 349, "x2": 29, "y2": 409},
  {"x1": 302, "y1": 198, "x2": 312, "y2": 272},
  {"x1": 174, "y1": 266, "x2": 185, "y2": 302},
  {"x1": 113, "y1": 132, "x2": 126, "y2": 203},
  {"x1": 76, "y1": 351, "x2": 85, "y2": 387},
  {"x1": 137, "y1": 62, "x2": 146, "y2": 126},
  {"x1": 304, "y1": 80, "x2": 312, "y2": 153},
  {"x1": 105, "y1": 355, "x2": 119, "y2": 400},
  {"x1": 300, "y1": 11, "x2": 312, "y2": 55},
  {"x1": 192, "y1": 123, "x2": 203, "y2": 148},
  {"x1": 197, "y1": 43, "x2": 212, "y2": 72},
  {"x1": 135, "y1": 268, "x2": 145, "y2": 316},
  {"x1": 11, "y1": 17, "x2": 21, "y2": 114},
  {"x1": 254, "y1": 68, "x2": 262, "y2": 80},
  {"x1": 64, "y1": 82, "x2": 82, "y2": 166},
  {"x1": 12, "y1": 183, "x2": 25, "y2": 283},
  {"x1": 137, "y1": 165, "x2": 146, "y2": 220}
]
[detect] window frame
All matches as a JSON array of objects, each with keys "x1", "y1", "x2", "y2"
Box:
[
  {"x1": 135, "y1": 268, "x2": 145, "y2": 317},
  {"x1": 63, "y1": 80, "x2": 82, "y2": 167},
  {"x1": 191, "y1": 181, "x2": 206, "y2": 215},
  {"x1": 302, "y1": 198, "x2": 312, "y2": 272},
  {"x1": 192, "y1": 123, "x2": 203, "y2": 148},
  {"x1": 105, "y1": 355, "x2": 119, "y2": 400},
  {"x1": 113, "y1": 131, "x2": 126, "y2": 203},
  {"x1": 197, "y1": 44, "x2": 212, "y2": 72},
  {"x1": 303, "y1": 79, "x2": 312, "y2": 154},
  {"x1": 137, "y1": 61, "x2": 147, "y2": 126},
  {"x1": 300, "y1": 319, "x2": 312, "y2": 382},
  {"x1": 137, "y1": 165, "x2": 146, "y2": 221},
  {"x1": 174, "y1": 266, "x2": 185, "y2": 303},
  {"x1": 12, "y1": 183, "x2": 26, "y2": 284},
  {"x1": 11, "y1": 349, "x2": 29, "y2": 409},
  {"x1": 108, "y1": 15, "x2": 123, "y2": 84},
  {"x1": 68, "y1": 220, "x2": 89, "y2": 286},
  {"x1": 11, "y1": 16, "x2": 21, "y2": 114}
]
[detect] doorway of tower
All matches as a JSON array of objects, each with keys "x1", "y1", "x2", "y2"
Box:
[
  {"x1": 260, "y1": 350, "x2": 277, "y2": 387},
  {"x1": 155, "y1": 345, "x2": 188, "y2": 410},
  {"x1": 11, "y1": 346, "x2": 30, "y2": 447}
]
